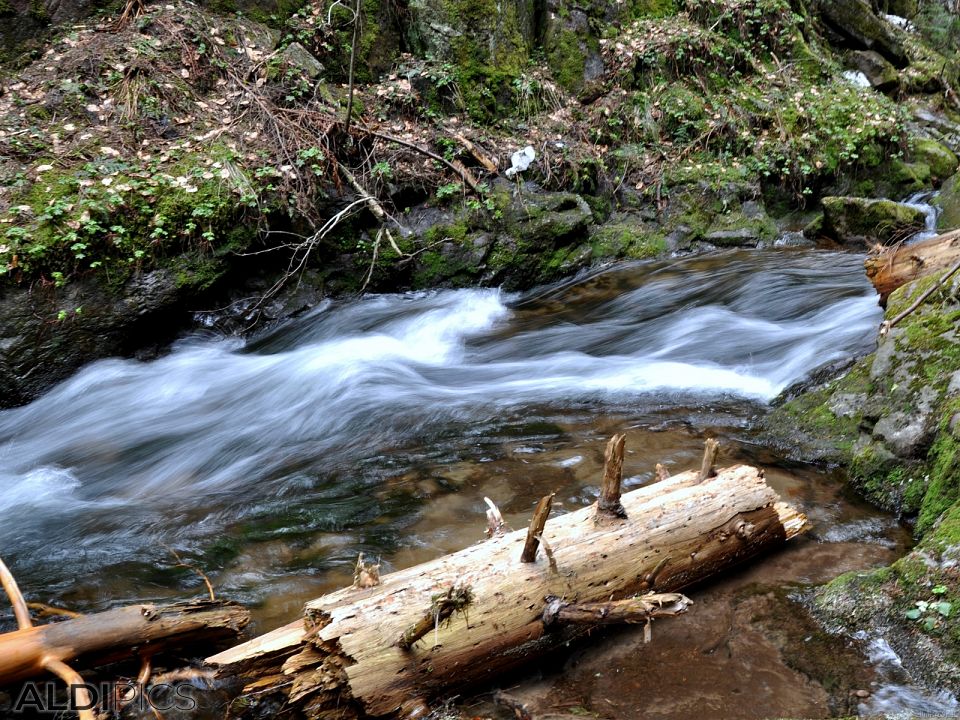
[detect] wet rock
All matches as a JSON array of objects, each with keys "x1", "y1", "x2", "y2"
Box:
[
  {"x1": 0, "y1": 270, "x2": 192, "y2": 407},
  {"x1": 817, "y1": 0, "x2": 908, "y2": 67},
  {"x1": 934, "y1": 172, "x2": 960, "y2": 231},
  {"x1": 774, "y1": 231, "x2": 816, "y2": 248},
  {"x1": 820, "y1": 196, "x2": 926, "y2": 245},
  {"x1": 830, "y1": 392, "x2": 868, "y2": 418},
  {"x1": 503, "y1": 191, "x2": 593, "y2": 245},
  {"x1": 871, "y1": 386, "x2": 940, "y2": 457},
  {"x1": 704, "y1": 228, "x2": 761, "y2": 246},
  {"x1": 848, "y1": 49, "x2": 899, "y2": 91},
  {"x1": 665, "y1": 224, "x2": 695, "y2": 252}
]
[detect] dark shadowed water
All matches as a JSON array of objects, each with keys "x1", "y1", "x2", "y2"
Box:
[{"x1": 1, "y1": 247, "x2": 950, "y2": 717}]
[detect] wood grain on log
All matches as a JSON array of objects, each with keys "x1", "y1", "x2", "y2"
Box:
[
  {"x1": 207, "y1": 465, "x2": 807, "y2": 719},
  {"x1": 865, "y1": 229, "x2": 960, "y2": 303}
]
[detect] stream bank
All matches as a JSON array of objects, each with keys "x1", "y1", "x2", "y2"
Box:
[
  {"x1": 2, "y1": 0, "x2": 960, "y2": 405},
  {"x1": 1, "y1": 0, "x2": 960, "y2": 714}
]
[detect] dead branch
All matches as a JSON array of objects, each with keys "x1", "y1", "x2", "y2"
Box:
[
  {"x1": 699, "y1": 438, "x2": 719, "y2": 482},
  {"x1": 0, "y1": 556, "x2": 32, "y2": 630},
  {"x1": 365, "y1": 129, "x2": 484, "y2": 194},
  {"x1": 521, "y1": 494, "x2": 555, "y2": 563},
  {"x1": 597, "y1": 433, "x2": 627, "y2": 520},
  {"x1": 880, "y1": 256, "x2": 960, "y2": 337}
]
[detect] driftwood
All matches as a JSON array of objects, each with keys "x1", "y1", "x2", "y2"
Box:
[
  {"x1": 865, "y1": 229, "x2": 960, "y2": 304},
  {"x1": 0, "y1": 598, "x2": 250, "y2": 685},
  {"x1": 206, "y1": 456, "x2": 807, "y2": 719}
]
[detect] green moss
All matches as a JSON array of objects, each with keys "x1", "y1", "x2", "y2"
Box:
[
  {"x1": 911, "y1": 137, "x2": 960, "y2": 181},
  {"x1": 545, "y1": 26, "x2": 591, "y2": 95},
  {"x1": 629, "y1": 0, "x2": 678, "y2": 17},
  {"x1": 850, "y1": 442, "x2": 923, "y2": 513},
  {"x1": 2, "y1": 144, "x2": 258, "y2": 290},
  {"x1": 423, "y1": 220, "x2": 469, "y2": 245},
  {"x1": 590, "y1": 222, "x2": 666, "y2": 259},
  {"x1": 438, "y1": 0, "x2": 529, "y2": 121},
  {"x1": 916, "y1": 406, "x2": 960, "y2": 536}
]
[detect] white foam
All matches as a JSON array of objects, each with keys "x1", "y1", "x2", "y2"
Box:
[{"x1": 0, "y1": 466, "x2": 81, "y2": 511}]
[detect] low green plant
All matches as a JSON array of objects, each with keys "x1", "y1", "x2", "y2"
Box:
[{"x1": 904, "y1": 584, "x2": 953, "y2": 632}]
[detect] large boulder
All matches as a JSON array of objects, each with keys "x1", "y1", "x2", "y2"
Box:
[
  {"x1": 819, "y1": 196, "x2": 926, "y2": 244},
  {"x1": 817, "y1": 0, "x2": 908, "y2": 67}
]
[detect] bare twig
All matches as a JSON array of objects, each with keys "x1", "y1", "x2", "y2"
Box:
[
  {"x1": 43, "y1": 659, "x2": 96, "y2": 720},
  {"x1": 26, "y1": 602, "x2": 83, "y2": 620},
  {"x1": 166, "y1": 547, "x2": 216, "y2": 602},
  {"x1": 365, "y1": 129, "x2": 484, "y2": 194}
]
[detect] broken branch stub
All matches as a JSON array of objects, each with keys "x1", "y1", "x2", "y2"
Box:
[
  {"x1": 596, "y1": 433, "x2": 627, "y2": 520},
  {"x1": 699, "y1": 438, "x2": 719, "y2": 482},
  {"x1": 397, "y1": 585, "x2": 474, "y2": 651},
  {"x1": 521, "y1": 494, "x2": 555, "y2": 563}
]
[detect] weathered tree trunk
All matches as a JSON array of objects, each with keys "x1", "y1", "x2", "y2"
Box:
[
  {"x1": 0, "y1": 600, "x2": 249, "y2": 685},
  {"x1": 865, "y1": 229, "x2": 960, "y2": 303},
  {"x1": 207, "y1": 464, "x2": 807, "y2": 719}
]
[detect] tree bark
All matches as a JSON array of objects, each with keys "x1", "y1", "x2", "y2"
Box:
[
  {"x1": 864, "y1": 229, "x2": 960, "y2": 304},
  {"x1": 206, "y1": 464, "x2": 807, "y2": 719},
  {"x1": 0, "y1": 600, "x2": 249, "y2": 685}
]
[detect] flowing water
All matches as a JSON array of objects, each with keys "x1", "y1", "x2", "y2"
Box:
[{"x1": 0, "y1": 247, "x2": 942, "y2": 717}]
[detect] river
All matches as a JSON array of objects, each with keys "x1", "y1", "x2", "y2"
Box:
[{"x1": 0, "y1": 247, "x2": 951, "y2": 717}]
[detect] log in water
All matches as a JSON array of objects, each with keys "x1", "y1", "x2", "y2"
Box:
[{"x1": 0, "y1": 249, "x2": 881, "y2": 615}]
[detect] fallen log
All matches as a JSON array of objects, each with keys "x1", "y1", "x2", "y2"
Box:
[
  {"x1": 207, "y1": 460, "x2": 808, "y2": 719},
  {"x1": 0, "y1": 599, "x2": 250, "y2": 685},
  {"x1": 865, "y1": 229, "x2": 960, "y2": 304}
]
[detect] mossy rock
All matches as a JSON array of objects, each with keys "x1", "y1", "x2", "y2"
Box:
[
  {"x1": 847, "y1": 49, "x2": 898, "y2": 91},
  {"x1": 405, "y1": 0, "x2": 532, "y2": 120},
  {"x1": 589, "y1": 219, "x2": 666, "y2": 260},
  {"x1": 911, "y1": 138, "x2": 960, "y2": 182},
  {"x1": 544, "y1": 9, "x2": 602, "y2": 95},
  {"x1": 816, "y1": 500, "x2": 960, "y2": 691},
  {"x1": 502, "y1": 191, "x2": 594, "y2": 246},
  {"x1": 820, "y1": 196, "x2": 926, "y2": 245},
  {"x1": 935, "y1": 172, "x2": 960, "y2": 231},
  {"x1": 703, "y1": 203, "x2": 777, "y2": 247},
  {"x1": 817, "y1": 0, "x2": 908, "y2": 67}
]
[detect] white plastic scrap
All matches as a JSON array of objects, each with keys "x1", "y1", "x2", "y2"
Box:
[
  {"x1": 842, "y1": 70, "x2": 872, "y2": 88},
  {"x1": 884, "y1": 14, "x2": 916, "y2": 32},
  {"x1": 505, "y1": 145, "x2": 536, "y2": 178}
]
